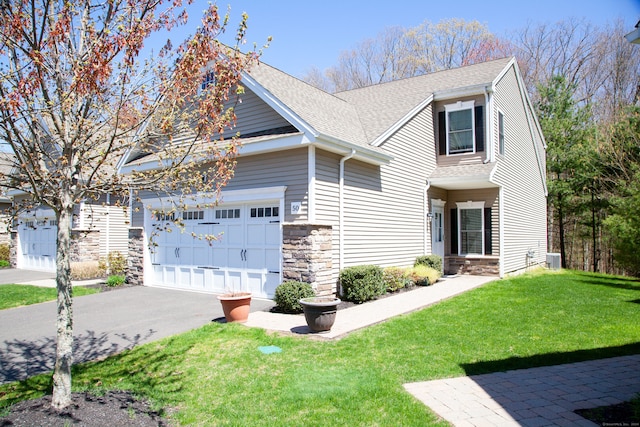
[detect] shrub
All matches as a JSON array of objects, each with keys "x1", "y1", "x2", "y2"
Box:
[
  {"x1": 409, "y1": 265, "x2": 440, "y2": 286},
  {"x1": 0, "y1": 243, "x2": 9, "y2": 262},
  {"x1": 274, "y1": 281, "x2": 315, "y2": 314},
  {"x1": 98, "y1": 251, "x2": 127, "y2": 275},
  {"x1": 0, "y1": 260, "x2": 9, "y2": 268},
  {"x1": 106, "y1": 275, "x2": 126, "y2": 287},
  {"x1": 339, "y1": 265, "x2": 385, "y2": 303},
  {"x1": 71, "y1": 261, "x2": 102, "y2": 280},
  {"x1": 414, "y1": 254, "x2": 443, "y2": 272},
  {"x1": 383, "y1": 267, "x2": 411, "y2": 292}
]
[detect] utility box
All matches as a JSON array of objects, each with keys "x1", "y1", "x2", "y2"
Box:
[{"x1": 546, "y1": 253, "x2": 561, "y2": 270}]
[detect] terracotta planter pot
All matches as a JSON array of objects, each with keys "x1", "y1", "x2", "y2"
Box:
[
  {"x1": 218, "y1": 293, "x2": 252, "y2": 323},
  {"x1": 299, "y1": 296, "x2": 341, "y2": 333}
]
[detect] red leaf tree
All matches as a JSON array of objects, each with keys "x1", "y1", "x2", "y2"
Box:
[{"x1": 0, "y1": 0, "x2": 266, "y2": 409}]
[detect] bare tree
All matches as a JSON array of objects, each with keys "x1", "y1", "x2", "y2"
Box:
[
  {"x1": 303, "y1": 19, "x2": 510, "y2": 92},
  {"x1": 0, "y1": 0, "x2": 266, "y2": 410}
]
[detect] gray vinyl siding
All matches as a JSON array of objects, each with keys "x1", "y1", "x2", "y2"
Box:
[
  {"x1": 226, "y1": 148, "x2": 308, "y2": 223},
  {"x1": 315, "y1": 150, "x2": 341, "y2": 284},
  {"x1": 80, "y1": 202, "x2": 129, "y2": 257},
  {"x1": 492, "y1": 65, "x2": 547, "y2": 273},
  {"x1": 232, "y1": 88, "x2": 293, "y2": 136},
  {"x1": 130, "y1": 148, "x2": 308, "y2": 226},
  {"x1": 341, "y1": 104, "x2": 435, "y2": 268},
  {"x1": 444, "y1": 188, "x2": 500, "y2": 256}
]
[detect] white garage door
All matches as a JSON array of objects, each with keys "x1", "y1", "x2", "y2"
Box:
[
  {"x1": 18, "y1": 218, "x2": 57, "y2": 272},
  {"x1": 148, "y1": 203, "x2": 281, "y2": 298}
]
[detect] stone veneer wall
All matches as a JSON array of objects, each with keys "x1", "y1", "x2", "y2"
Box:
[
  {"x1": 9, "y1": 230, "x2": 17, "y2": 268},
  {"x1": 282, "y1": 223, "x2": 334, "y2": 296},
  {"x1": 126, "y1": 227, "x2": 144, "y2": 286},
  {"x1": 70, "y1": 229, "x2": 100, "y2": 263},
  {"x1": 446, "y1": 256, "x2": 500, "y2": 276}
]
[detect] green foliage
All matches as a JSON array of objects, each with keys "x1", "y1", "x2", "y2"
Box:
[
  {"x1": 0, "y1": 260, "x2": 9, "y2": 268},
  {"x1": 408, "y1": 265, "x2": 440, "y2": 286},
  {"x1": 106, "y1": 275, "x2": 126, "y2": 287},
  {"x1": 274, "y1": 281, "x2": 315, "y2": 313},
  {"x1": 98, "y1": 251, "x2": 127, "y2": 276},
  {"x1": 414, "y1": 255, "x2": 443, "y2": 272},
  {"x1": 0, "y1": 243, "x2": 9, "y2": 262},
  {"x1": 0, "y1": 285, "x2": 98, "y2": 310},
  {"x1": 3, "y1": 270, "x2": 639, "y2": 425},
  {"x1": 339, "y1": 265, "x2": 385, "y2": 303},
  {"x1": 382, "y1": 267, "x2": 411, "y2": 292}
]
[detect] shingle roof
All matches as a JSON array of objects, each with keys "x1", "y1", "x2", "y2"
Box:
[
  {"x1": 334, "y1": 57, "x2": 513, "y2": 143},
  {"x1": 245, "y1": 62, "x2": 370, "y2": 147}
]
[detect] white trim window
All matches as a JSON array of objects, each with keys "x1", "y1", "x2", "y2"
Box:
[
  {"x1": 445, "y1": 101, "x2": 475, "y2": 154},
  {"x1": 457, "y1": 201, "x2": 485, "y2": 255}
]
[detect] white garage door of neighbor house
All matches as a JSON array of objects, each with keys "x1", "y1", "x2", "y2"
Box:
[
  {"x1": 19, "y1": 218, "x2": 57, "y2": 272},
  {"x1": 149, "y1": 203, "x2": 281, "y2": 298}
]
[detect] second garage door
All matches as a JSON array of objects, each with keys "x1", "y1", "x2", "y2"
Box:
[{"x1": 149, "y1": 203, "x2": 281, "y2": 298}]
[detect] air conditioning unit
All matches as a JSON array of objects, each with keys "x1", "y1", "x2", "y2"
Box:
[{"x1": 546, "y1": 253, "x2": 561, "y2": 270}]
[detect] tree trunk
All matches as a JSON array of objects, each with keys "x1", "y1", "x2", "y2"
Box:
[
  {"x1": 557, "y1": 195, "x2": 567, "y2": 269},
  {"x1": 51, "y1": 205, "x2": 74, "y2": 410}
]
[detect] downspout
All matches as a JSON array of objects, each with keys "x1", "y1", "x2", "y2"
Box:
[
  {"x1": 484, "y1": 86, "x2": 494, "y2": 164},
  {"x1": 424, "y1": 179, "x2": 431, "y2": 255},
  {"x1": 339, "y1": 149, "x2": 356, "y2": 276}
]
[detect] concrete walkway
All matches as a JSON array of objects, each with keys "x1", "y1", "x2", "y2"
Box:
[
  {"x1": 245, "y1": 274, "x2": 495, "y2": 339},
  {"x1": 405, "y1": 354, "x2": 640, "y2": 426}
]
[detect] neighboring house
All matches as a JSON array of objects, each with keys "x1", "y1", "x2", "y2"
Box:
[
  {"x1": 0, "y1": 152, "x2": 15, "y2": 245},
  {"x1": 121, "y1": 56, "x2": 547, "y2": 299},
  {"x1": 11, "y1": 197, "x2": 129, "y2": 272}
]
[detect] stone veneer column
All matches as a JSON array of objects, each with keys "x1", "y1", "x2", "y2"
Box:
[
  {"x1": 126, "y1": 227, "x2": 144, "y2": 286},
  {"x1": 282, "y1": 223, "x2": 334, "y2": 296},
  {"x1": 70, "y1": 229, "x2": 100, "y2": 262}
]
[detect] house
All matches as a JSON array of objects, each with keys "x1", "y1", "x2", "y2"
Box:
[
  {"x1": 121, "y1": 56, "x2": 548, "y2": 299},
  {"x1": 0, "y1": 152, "x2": 15, "y2": 246},
  {"x1": 10, "y1": 196, "x2": 130, "y2": 272}
]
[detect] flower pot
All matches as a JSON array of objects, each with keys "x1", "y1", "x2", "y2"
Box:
[
  {"x1": 299, "y1": 296, "x2": 341, "y2": 333},
  {"x1": 218, "y1": 292, "x2": 252, "y2": 323}
]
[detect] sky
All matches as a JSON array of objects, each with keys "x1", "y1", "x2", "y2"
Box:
[{"x1": 164, "y1": 0, "x2": 640, "y2": 78}]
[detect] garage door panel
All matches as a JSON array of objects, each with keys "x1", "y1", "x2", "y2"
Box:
[
  {"x1": 225, "y1": 225, "x2": 243, "y2": 245},
  {"x1": 147, "y1": 202, "x2": 282, "y2": 298},
  {"x1": 246, "y1": 224, "x2": 265, "y2": 245},
  {"x1": 245, "y1": 248, "x2": 264, "y2": 269}
]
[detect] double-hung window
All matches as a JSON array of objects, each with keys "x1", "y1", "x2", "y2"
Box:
[
  {"x1": 457, "y1": 201, "x2": 485, "y2": 255},
  {"x1": 445, "y1": 101, "x2": 475, "y2": 154}
]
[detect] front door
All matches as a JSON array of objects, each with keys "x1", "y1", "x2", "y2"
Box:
[{"x1": 431, "y1": 205, "x2": 444, "y2": 266}]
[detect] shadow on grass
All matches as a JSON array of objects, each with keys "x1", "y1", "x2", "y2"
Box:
[
  {"x1": 572, "y1": 271, "x2": 640, "y2": 292},
  {"x1": 0, "y1": 329, "x2": 156, "y2": 385},
  {"x1": 461, "y1": 342, "x2": 640, "y2": 376}
]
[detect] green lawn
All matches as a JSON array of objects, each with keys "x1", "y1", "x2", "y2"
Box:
[
  {"x1": 0, "y1": 284, "x2": 99, "y2": 310},
  {"x1": 1, "y1": 270, "x2": 639, "y2": 425}
]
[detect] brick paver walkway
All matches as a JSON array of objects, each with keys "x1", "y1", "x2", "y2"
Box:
[{"x1": 404, "y1": 354, "x2": 640, "y2": 426}]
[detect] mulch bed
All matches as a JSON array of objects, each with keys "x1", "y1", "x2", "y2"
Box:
[{"x1": 0, "y1": 391, "x2": 169, "y2": 426}]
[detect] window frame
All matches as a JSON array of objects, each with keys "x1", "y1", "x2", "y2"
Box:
[
  {"x1": 456, "y1": 201, "x2": 485, "y2": 255},
  {"x1": 445, "y1": 100, "x2": 476, "y2": 155}
]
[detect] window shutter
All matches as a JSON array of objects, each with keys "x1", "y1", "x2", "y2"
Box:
[
  {"x1": 484, "y1": 207, "x2": 492, "y2": 255},
  {"x1": 450, "y1": 208, "x2": 458, "y2": 254},
  {"x1": 438, "y1": 111, "x2": 446, "y2": 155},
  {"x1": 475, "y1": 105, "x2": 484, "y2": 153}
]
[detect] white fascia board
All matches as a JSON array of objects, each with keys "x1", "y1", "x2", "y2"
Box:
[
  {"x1": 143, "y1": 186, "x2": 287, "y2": 209},
  {"x1": 315, "y1": 134, "x2": 393, "y2": 166},
  {"x1": 433, "y1": 83, "x2": 490, "y2": 101},
  {"x1": 19, "y1": 207, "x2": 55, "y2": 219},
  {"x1": 241, "y1": 72, "x2": 318, "y2": 137},
  {"x1": 237, "y1": 133, "x2": 311, "y2": 156},
  {"x1": 372, "y1": 94, "x2": 434, "y2": 147},
  {"x1": 625, "y1": 27, "x2": 640, "y2": 44}
]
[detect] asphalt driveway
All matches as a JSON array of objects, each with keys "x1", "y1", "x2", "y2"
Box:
[{"x1": 0, "y1": 269, "x2": 274, "y2": 384}]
